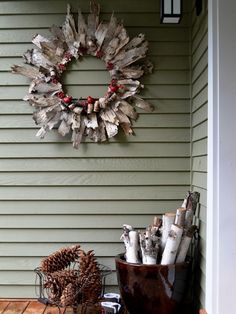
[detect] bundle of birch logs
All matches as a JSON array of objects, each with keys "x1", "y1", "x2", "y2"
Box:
[{"x1": 121, "y1": 191, "x2": 200, "y2": 265}]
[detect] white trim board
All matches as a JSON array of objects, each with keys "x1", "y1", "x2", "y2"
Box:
[{"x1": 207, "y1": 0, "x2": 236, "y2": 313}]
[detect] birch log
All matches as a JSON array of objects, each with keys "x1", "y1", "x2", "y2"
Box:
[
  {"x1": 139, "y1": 226, "x2": 159, "y2": 264},
  {"x1": 181, "y1": 191, "x2": 200, "y2": 229},
  {"x1": 153, "y1": 216, "x2": 162, "y2": 235},
  {"x1": 176, "y1": 225, "x2": 198, "y2": 263},
  {"x1": 185, "y1": 209, "x2": 194, "y2": 230},
  {"x1": 161, "y1": 224, "x2": 183, "y2": 265},
  {"x1": 175, "y1": 207, "x2": 187, "y2": 227},
  {"x1": 181, "y1": 191, "x2": 200, "y2": 211},
  {"x1": 161, "y1": 212, "x2": 175, "y2": 251},
  {"x1": 120, "y1": 225, "x2": 139, "y2": 263}
]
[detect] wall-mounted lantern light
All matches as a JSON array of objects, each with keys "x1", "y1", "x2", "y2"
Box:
[{"x1": 160, "y1": 0, "x2": 182, "y2": 24}]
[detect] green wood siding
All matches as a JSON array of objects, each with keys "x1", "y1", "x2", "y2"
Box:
[
  {"x1": 190, "y1": 0, "x2": 208, "y2": 308},
  {"x1": 0, "y1": 0, "x2": 191, "y2": 297}
]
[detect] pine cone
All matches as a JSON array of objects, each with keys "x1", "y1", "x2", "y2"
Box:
[
  {"x1": 45, "y1": 269, "x2": 79, "y2": 304},
  {"x1": 50, "y1": 269, "x2": 78, "y2": 289},
  {"x1": 78, "y1": 250, "x2": 102, "y2": 304},
  {"x1": 61, "y1": 283, "x2": 77, "y2": 307},
  {"x1": 40, "y1": 245, "x2": 81, "y2": 273}
]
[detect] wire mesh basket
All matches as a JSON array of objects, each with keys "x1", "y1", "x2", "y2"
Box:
[{"x1": 34, "y1": 263, "x2": 112, "y2": 309}]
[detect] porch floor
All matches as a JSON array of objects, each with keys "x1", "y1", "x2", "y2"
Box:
[
  {"x1": 0, "y1": 300, "x2": 74, "y2": 314},
  {"x1": 0, "y1": 299, "x2": 202, "y2": 313}
]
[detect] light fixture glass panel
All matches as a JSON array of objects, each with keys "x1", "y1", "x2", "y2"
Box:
[
  {"x1": 164, "y1": 0, "x2": 172, "y2": 14},
  {"x1": 173, "y1": 0, "x2": 181, "y2": 14},
  {"x1": 163, "y1": 17, "x2": 180, "y2": 23}
]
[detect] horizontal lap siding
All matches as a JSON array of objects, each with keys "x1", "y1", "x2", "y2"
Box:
[
  {"x1": 0, "y1": 0, "x2": 191, "y2": 297},
  {"x1": 190, "y1": 1, "x2": 208, "y2": 309}
]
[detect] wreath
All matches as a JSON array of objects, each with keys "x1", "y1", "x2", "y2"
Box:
[{"x1": 12, "y1": 1, "x2": 153, "y2": 149}]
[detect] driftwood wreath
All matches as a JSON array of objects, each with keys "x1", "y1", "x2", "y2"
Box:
[{"x1": 12, "y1": 1, "x2": 154, "y2": 149}]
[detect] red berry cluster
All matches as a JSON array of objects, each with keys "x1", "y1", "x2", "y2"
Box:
[
  {"x1": 58, "y1": 63, "x2": 66, "y2": 72},
  {"x1": 51, "y1": 77, "x2": 58, "y2": 84},
  {"x1": 57, "y1": 91, "x2": 65, "y2": 99},
  {"x1": 56, "y1": 91, "x2": 97, "y2": 111},
  {"x1": 55, "y1": 77, "x2": 125, "y2": 112},
  {"x1": 108, "y1": 79, "x2": 124, "y2": 94},
  {"x1": 63, "y1": 96, "x2": 73, "y2": 104},
  {"x1": 64, "y1": 52, "x2": 73, "y2": 61},
  {"x1": 87, "y1": 96, "x2": 95, "y2": 104},
  {"x1": 96, "y1": 50, "x2": 104, "y2": 59},
  {"x1": 106, "y1": 62, "x2": 114, "y2": 70}
]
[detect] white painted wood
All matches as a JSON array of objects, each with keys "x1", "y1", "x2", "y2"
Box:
[{"x1": 207, "y1": 1, "x2": 236, "y2": 313}]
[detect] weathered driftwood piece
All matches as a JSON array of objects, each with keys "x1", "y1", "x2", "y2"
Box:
[
  {"x1": 101, "y1": 13, "x2": 118, "y2": 52},
  {"x1": 96, "y1": 120, "x2": 107, "y2": 142},
  {"x1": 104, "y1": 24, "x2": 129, "y2": 62},
  {"x1": 23, "y1": 94, "x2": 61, "y2": 108},
  {"x1": 175, "y1": 207, "x2": 187, "y2": 227},
  {"x1": 104, "y1": 120, "x2": 118, "y2": 138},
  {"x1": 100, "y1": 108, "x2": 119, "y2": 125},
  {"x1": 161, "y1": 224, "x2": 183, "y2": 265},
  {"x1": 116, "y1": 79, "x2": 142, "y2": 99},
  {"x1": 176, "y1": 225, "x2": 198, "y2": 263},
  {"x1": 50, "y1": 25, "x2": 66, "y2": 41},
  {"x1": 77, "y1": 8, "x2": 87, "y2": 48},
  {"x1": 86, "y1": 113, "x2": 98, "y2": 129},
  {"x1": 23, "y1": 49, "x2": 53, "y2": 69},
  {"x1": 58, "y1": 120, "x2": 71, "y2": 136},
  {"x1": 120, "y1": 66, "x2": 144, "y2": 79},
  {"x1": 161, "y1": 212, "x2": 176, "y2": 251},
  {"x1": 95, "y1": 21, "x2": 108, "y2": 47},
  {"x1": 120, "y1": 122, "x2": 133, "y2": 135},
  {"x1": 62, "y1": 4, "x2": 78, "y2": 56},
  {"x1": 114, "y1": 109, "x2": 131, "y2": 123},
  {"x1": 98, "y1": 93, "x2": 117, "y2": 109},
  {"x1": 36, "y1": 112, "x2": 62, "y2": 139},
  {"x1": 112, "y1": 41, "x2": 149, "y2": 69},
  {"x1": 72, "y1": 115, "x2": 86, "y2": 149},
  {"x1": 33, "y1": 103, "x2": 61, "y2": 124},
  {"x1": 11, "y1": 65, "x2": 41, "y2": 79},
  {"x1": 32, "y1": 34, "x2": 50, "y2": 49},
  {"x1": 87, "y1": 1, "x2": 100, "y2": 43},
  {"x1": 139, "y1": 225, "x2": 160, "y2": 265},
  {"x1": 124, "y1": 33, "x2": 146, "y2": 51},
  {"x1": 40, "y1": 41, "x2": 63, "y2": 64},
  {"x1": 110, "y1": 33, "x2": 145, "y2": 65},
  {"x1": 114, "y1": 110, "x2": 132, "y2": 135},
  {"x1": 118, "y1": 100, "x2": 138, "y2": 120},
  {"x1": 121, "y1": 225, "x2": 140, "y2": 264},
  {"x1": 58, "y1": 111, "x2": 74, "y2": 137},
  {"x1": 28, "y1": 80, "x2": 61, "y2": 95},
  {"x1": 130, "y1": 95, "x2": 154, "y2": 112}
]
